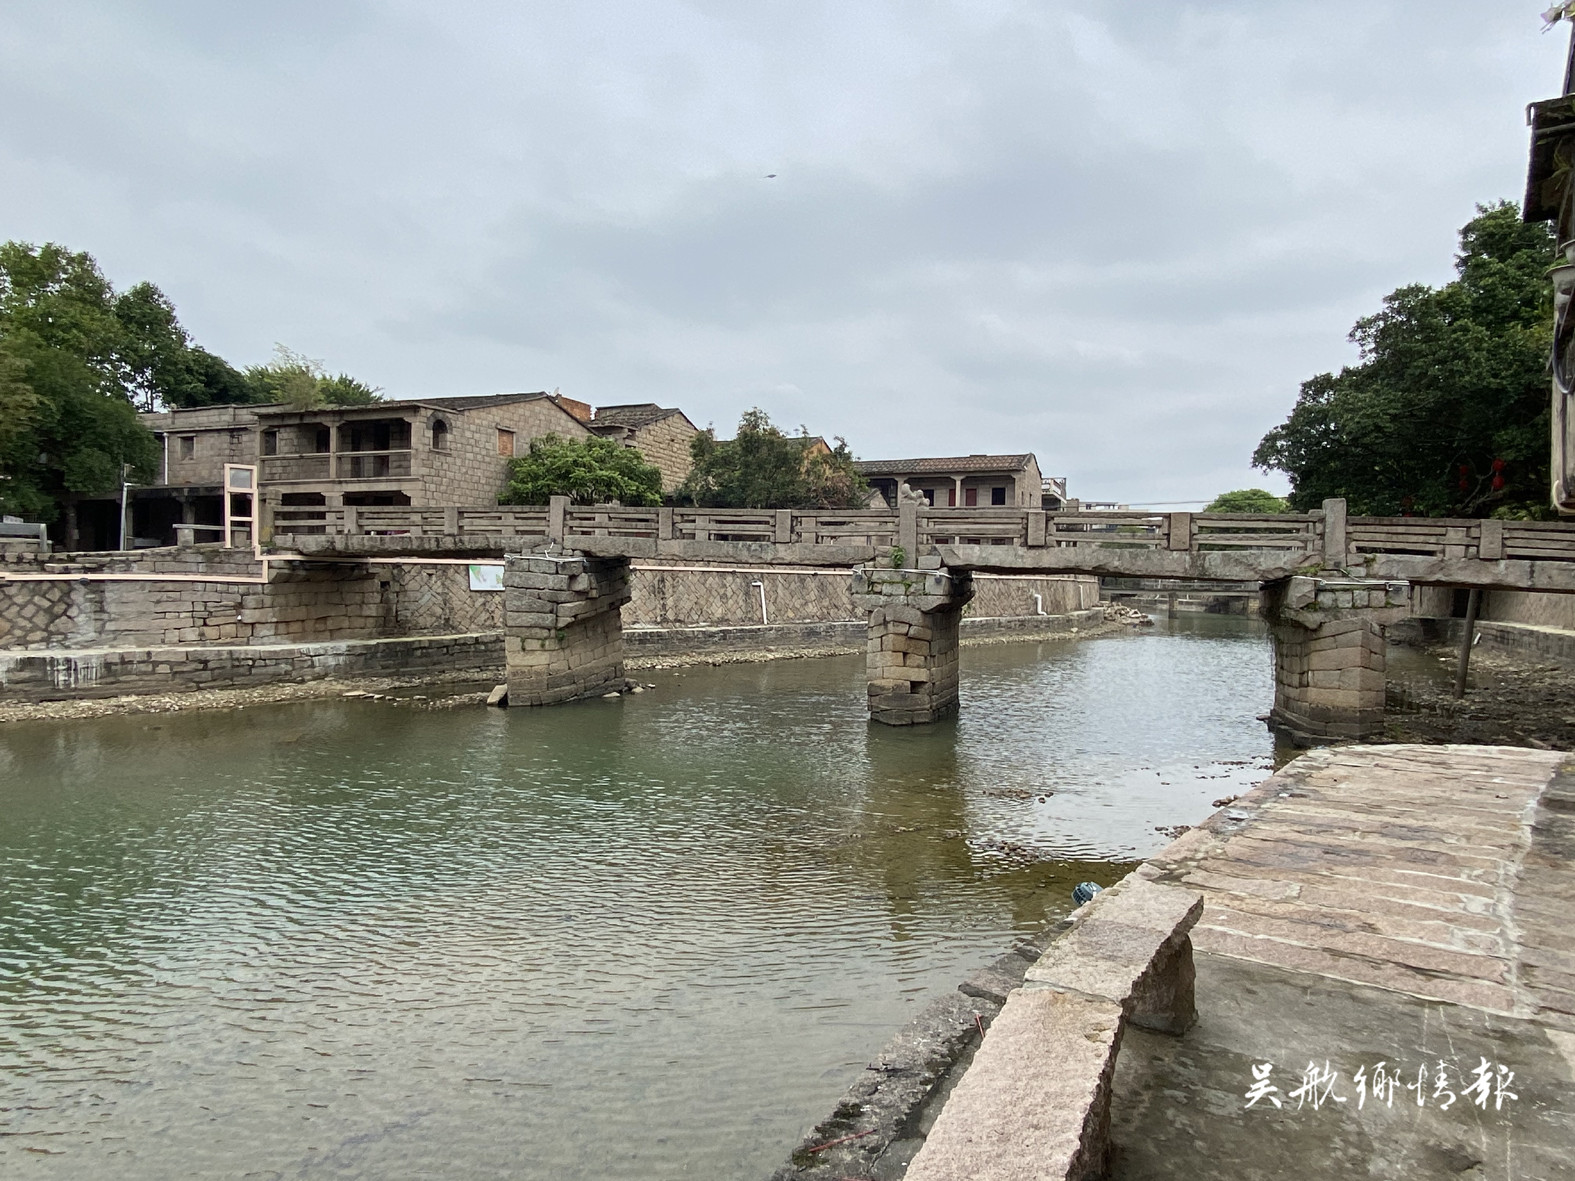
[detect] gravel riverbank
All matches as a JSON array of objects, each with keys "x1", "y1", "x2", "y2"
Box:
[{"x1": 1380, "y1": 644, "x2": 1575, "y2": 750}]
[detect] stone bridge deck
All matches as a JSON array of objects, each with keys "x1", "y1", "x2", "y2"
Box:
[{"x1": 271, "y1": 499, "x2": 1575, "y2": 591}]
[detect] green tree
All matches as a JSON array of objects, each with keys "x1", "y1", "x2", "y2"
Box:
[
  {"x1": 1253, "y1": 202, "x2": 1555, "y2": 517},
  {"x1": 500, "y1": 434, "x2": 664, "y2": 506},
  {"x1": 678, "y1": 408, "x2": 868, "y2": 508},
  {"x1": 244, "y1": 344, "x2": 383, "y2": 408},
  {"x1": 0, "y1": 243, "x2": 160, "y2": 519},
  {"x1": 1204, "y1": 488, "x2": 1288, "y2": 514},
  {"x1": 181, "y1": 346, "x2": 256, "y2": 407}
]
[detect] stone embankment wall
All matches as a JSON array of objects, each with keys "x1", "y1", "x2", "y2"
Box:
[
  {"x1": 0, "y1": 548, "x2": 502, "y2": 651},
  {"x1": 624, "y1": 563, "x2": 1095, "y2": 628},
  {"x1": 0, "y1": 635, "x2": 501, "y2": 701},
  {"x1": 1405, "y1": 585, "x2": 1575, "y2": 664},
  {"x1": 0, "y1": 547, "x2": 1101, "y2": 701}
]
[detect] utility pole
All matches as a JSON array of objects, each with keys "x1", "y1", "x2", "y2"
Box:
[
  {"x1": 1453, "y1": 588, "x2": 1481, "y2": 699},
  {"x1": 119, "y1": 463, "x2": 134, "y2": 551},
  {"x1": 1564, "y1": 17, "x2": 1575, "y2": 95}
]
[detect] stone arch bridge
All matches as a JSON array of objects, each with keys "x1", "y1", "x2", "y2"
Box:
[{"x1": 271, "y1": 498, "x2": 1575, "y2": 740}]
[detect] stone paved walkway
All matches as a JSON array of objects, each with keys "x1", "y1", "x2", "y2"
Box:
[{"x1": 1110, "y1": 745, "x2": 1575, "y2": 1180}]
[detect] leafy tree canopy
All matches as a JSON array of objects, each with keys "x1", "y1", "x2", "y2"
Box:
[
  {"x1": 500, "y1": 434, "x2": 664, "y2": 506},
  {"x1": 244, "y1": 345, "x2": 383, "y2": 409},
  {"x1": 0, "y1": 242, "x2": 162, "y2": 517},
  {"x1": 1253, "y1": 202, "x2": 1555, "y2": 517},
  {"x1": 677, "y1": 408, "x2": 868, "y2": 508},
  {"x1": 1204, "y1": 488, "x2": 1288, "y2": 514},
  {"x1": 0, "y1": 243, "x2": 383, "y2": 521}
]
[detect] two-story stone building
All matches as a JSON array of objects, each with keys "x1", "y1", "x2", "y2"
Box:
[
  {"x1": 255, "y1": 393, "x2": 592, "y2": 515},
  {"x1": 103, "y1": 391, "x2": 597, "y2": 549}
]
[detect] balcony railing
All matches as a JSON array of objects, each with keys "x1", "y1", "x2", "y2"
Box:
[
  {"x1": 337, "y1": 450, "x2": 413, "y2": 479},
  {"x1": 259, "y1": 454, "x2": 331, "y2": 481}
]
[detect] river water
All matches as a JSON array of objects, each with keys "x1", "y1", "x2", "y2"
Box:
[{"x1": 0, "y1": 616, "x2": 1284, "y2": 1180}]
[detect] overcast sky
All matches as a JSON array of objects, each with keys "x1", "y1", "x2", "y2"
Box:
[{"x1": 1, "y1": 2, "x2": 1566, "y2": 503}]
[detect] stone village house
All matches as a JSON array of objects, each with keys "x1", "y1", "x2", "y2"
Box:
[
  {"x1": 854, "y1": 453, "x2": 1070, "y2": 511},
  {"x1": 546, "y1": 397, "x2": 700, "y2": 495},
  {"x1": 66, "y1": 392, "x2": 697, "y2": 550}
]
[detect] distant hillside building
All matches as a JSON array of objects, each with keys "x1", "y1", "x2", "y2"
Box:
[{"x1": 854, "y1": 454, "x2": 1046, "y2": 510}]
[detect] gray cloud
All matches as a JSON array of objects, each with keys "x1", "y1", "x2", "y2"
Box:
[{"x1": 0, "y1": 0, "x2": 1563, "y2": 502}]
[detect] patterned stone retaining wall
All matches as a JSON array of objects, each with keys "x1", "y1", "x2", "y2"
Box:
[{"x1": 623, "y1": 564, "x2": 1095, "y2": 628}]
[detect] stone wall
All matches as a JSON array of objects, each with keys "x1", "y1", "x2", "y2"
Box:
[
  {"x1": 2, "y1": 553, "x2": 1098, "y2": 654},
  {"x1": 623, "y1": 563, "x2": 1095, "y2": 628},
  {"x1": 629, "y1": 414, "x2": 697, "y2": 493},
  {"x1": 1479, "y1": 588, "x2": 1575, "y2": 631},
  {"x1": 141, "y1": 405, "x2": 261, "y2": 487},
  {"x1": 1, "y1": 549, "x2": 1103, "y2": 701},
  {"x1": 1409, "y1": 586, "x2": 1575, "y2": 632},
  {"x1": 971, "y1": 573, "x2": 1099, "y2": 618},
  {"x1": 0, "y1": 634, "x2": 501, "y2": 703},
  {"x1": 425, "y1": 398, "x2": 593, "y2": 505},
  {"x1": 0, "y1": 548, "x2": 497, "y2": 651}
]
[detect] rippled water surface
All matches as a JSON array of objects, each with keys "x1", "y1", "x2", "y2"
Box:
[{"x1": 0, "y1": 617, "x2": 1279, "y2": 1179}]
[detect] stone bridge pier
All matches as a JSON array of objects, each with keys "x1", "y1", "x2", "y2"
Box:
[
  {"x1": 851, "y1": 564, "x2": 975, "y2": 725},
  {"x1": 1261, "y1": 575, "x2": 1410, "y2": 742},
  {"x1": 504, "y1": 552, "x2": 632, "y2": 706}
]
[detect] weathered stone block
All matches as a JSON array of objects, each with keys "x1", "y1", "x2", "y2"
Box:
[{"x1": 904, "y1": 988, "x2": 1123, "y2": 1181}]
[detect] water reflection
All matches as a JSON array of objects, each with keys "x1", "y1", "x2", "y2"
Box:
[{"x1": 0, "y1": 618, "x2": 1275, "y2": 1179}]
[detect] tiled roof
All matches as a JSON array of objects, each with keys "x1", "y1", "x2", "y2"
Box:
[
  {"x1": 592, "y1": 403, "x2": 687, "y2": 429},
  {"x1": 412, "y1": 391, "x2": 550, "y2": 412},
  {"x1": 853, "y1": 454, "x2": 1036, "y2": 477}
]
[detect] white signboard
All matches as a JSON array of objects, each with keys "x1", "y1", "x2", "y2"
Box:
[{"x1": 468, "y1": 564, "x2": 505, "y2": 592}]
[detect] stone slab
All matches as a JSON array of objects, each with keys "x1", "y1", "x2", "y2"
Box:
[{"x1": 905, "y1": 988, "x2": 1124, "y2": 1181}]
